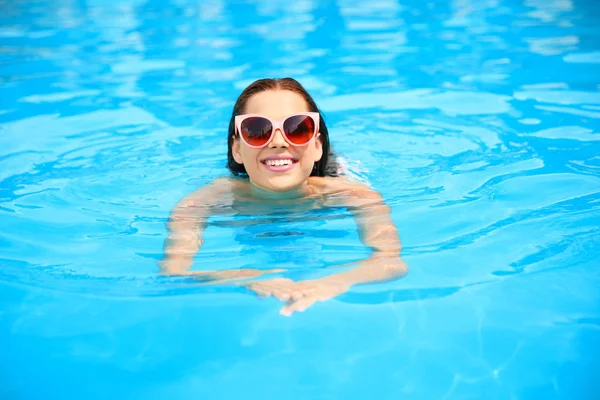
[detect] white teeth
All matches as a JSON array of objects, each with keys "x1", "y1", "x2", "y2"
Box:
[{"x1": 265, "y1": 159, "x2": 292, "y2": 166}]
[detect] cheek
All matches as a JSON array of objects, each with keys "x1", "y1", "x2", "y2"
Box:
[
  {"x1": 304, "y1": 142, "x2": 322, "y2": 162},
  {"x1": 241, "y1": 147, "x2": 262, "y2": 166}
]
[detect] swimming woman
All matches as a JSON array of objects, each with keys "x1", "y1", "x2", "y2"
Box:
[{"x1": 160, "y1": 78, "x2": 407, "y2": 316}]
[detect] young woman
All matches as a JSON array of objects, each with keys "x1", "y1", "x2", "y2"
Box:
[{"x1": 160, "y1": 78, "x2": 407, "y2": 316}]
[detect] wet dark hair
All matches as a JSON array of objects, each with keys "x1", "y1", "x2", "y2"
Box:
[{"x1": 227, "y1": 77, "x2": 338, "y2": 177}]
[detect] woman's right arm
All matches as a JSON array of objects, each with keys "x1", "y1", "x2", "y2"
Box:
[
  {"x1": 159, "y1": 178, "x2": 282, "y2": 280},
  {"x1": 158, "y1": 181, "x2": 221, "y2": 275}
]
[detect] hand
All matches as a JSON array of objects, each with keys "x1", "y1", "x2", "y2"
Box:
[
  {"x1": 245, "y1": 254, "x2": 407, "y2": 316},
  {"x1": 199, "y1": 268, "x2": 284, "y2": 283},
  {"x1": 246, "y1": 277, "x2": 351, "y2": 316},
  {"x1": 159, "y1": 262, "x2": 283, "y2": 283}
]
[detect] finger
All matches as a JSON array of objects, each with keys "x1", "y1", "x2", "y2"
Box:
[
  {"x1": 238, "y1": 268, "x2": 285, "y2": 278},
  {"x1": 269, "y1": 283, "x2": 295, "y2": 302},
  {"x1": 289, "y1": 282, "x2": 322, "y2": 300},
  {"x1": 243, "y1": 277, "x2": 288, "y2": 289},
  {"x1": 280, "y1": 296, "x2": 318, "y2": 317},
  {"x1": 246, "y1": 278, "x2": 293, "y2": 299},
  {"x1": 248, "y1": 285, "x2": 273, "y2": 298},
  {"x1": 290, "y1": 290, "x2": 305, "y2": 301},
  {"x1": 201, "y1": 269, "x2": 286, "y2": 284},
  {"x1": 255, "y1": 290, "x2": 272, "y2": 299},
  {"x1": 272, "y1": 291, "x2": 291, "y2": 302},
  {"x1": 290, "y1": 287, "x2": 316, "y2": 301}
]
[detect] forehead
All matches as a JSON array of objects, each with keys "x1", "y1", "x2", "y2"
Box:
[{"x1": 244, "y1": 90, "x2": 310, "y2": 118}]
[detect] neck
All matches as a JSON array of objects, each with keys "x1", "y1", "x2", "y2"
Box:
[{"x1": 249, "y1": 180, "x2": 309, "y2": 200}]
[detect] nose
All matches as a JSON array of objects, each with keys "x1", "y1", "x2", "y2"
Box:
[{"x1": 268, "y1": 128, "x2": 289, "y2": 148}]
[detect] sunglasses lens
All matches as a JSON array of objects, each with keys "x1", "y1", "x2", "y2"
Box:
[
  {"x1": 283, "y1": 115, "x2": 316, "y2": 145},
  {"x1": 240, "y1": 117, "x2": 273, "y2": 146}
]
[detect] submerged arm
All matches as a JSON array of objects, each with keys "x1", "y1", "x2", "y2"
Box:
[
  {"x1": 159, "y1": 178, "x2": 282, "y2": 281},
  {"x1": 314, "y1": 182, "x2": 407, "y2": 287},
  {"x1": 159, "y1": 183, "x2": 215, "y2": 275},
  {"x1": 248, "y1": 179, "x2": 407, "y2": 315}
]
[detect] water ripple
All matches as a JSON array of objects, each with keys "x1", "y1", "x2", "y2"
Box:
[{"x1": 1, "y1": 0, "x2": 600, "y2": 397}]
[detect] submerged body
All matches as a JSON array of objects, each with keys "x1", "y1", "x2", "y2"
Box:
[
  {"x1": 160, "y1": 176, "x2": 407, "y2": 315},
  {"x1": 160, "y1": 78, "x2": 407, "y2": 315}
]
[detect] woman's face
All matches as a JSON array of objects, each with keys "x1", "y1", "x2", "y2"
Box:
[{"x1": 231, "y1": 90, "x2": 323, "y2": 192}]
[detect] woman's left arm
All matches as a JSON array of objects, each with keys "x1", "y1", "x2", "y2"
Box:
[
  {"x1": 247, "y1": 180, "x2": 408, "y2": 315},
  {"x1": 327, "y1": 182, "x2": 408, "y2": 284}
]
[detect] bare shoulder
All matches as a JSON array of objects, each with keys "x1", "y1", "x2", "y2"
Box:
[
  {"x1": 176, "y1": 176, "x2": 240, "y2": 208},
  {"x1": 308, "y1": 177, "x2": 384, "y2": 210},
  {"x1": 309, "y1": 176, "x2": 379, "y2": 197}
]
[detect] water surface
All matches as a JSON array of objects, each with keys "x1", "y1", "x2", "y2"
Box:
[{"x1": 1, "y1": 0, "x2": 599, "y2": 398}]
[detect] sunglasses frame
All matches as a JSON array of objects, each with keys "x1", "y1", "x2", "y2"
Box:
[{"x1": 234, "y1": 112, "x2": 320, "y2": 148}]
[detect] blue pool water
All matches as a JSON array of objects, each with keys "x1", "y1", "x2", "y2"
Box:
[{"x1": 1, "y1": 0, "x2": 599, "y2": 398}]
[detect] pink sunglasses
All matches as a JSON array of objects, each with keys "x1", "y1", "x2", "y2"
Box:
[{"x1": 234, "y1": 112, "x2": 320, "y2": 148}]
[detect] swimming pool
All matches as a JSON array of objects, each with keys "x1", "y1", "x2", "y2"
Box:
[{"x1": 1, "y1": 0, "x2": 599, "y2": 398}]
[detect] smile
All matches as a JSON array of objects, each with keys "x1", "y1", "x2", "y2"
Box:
[{"x1": 260, "y1": 157, "x2": 298, "y2": 171}]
